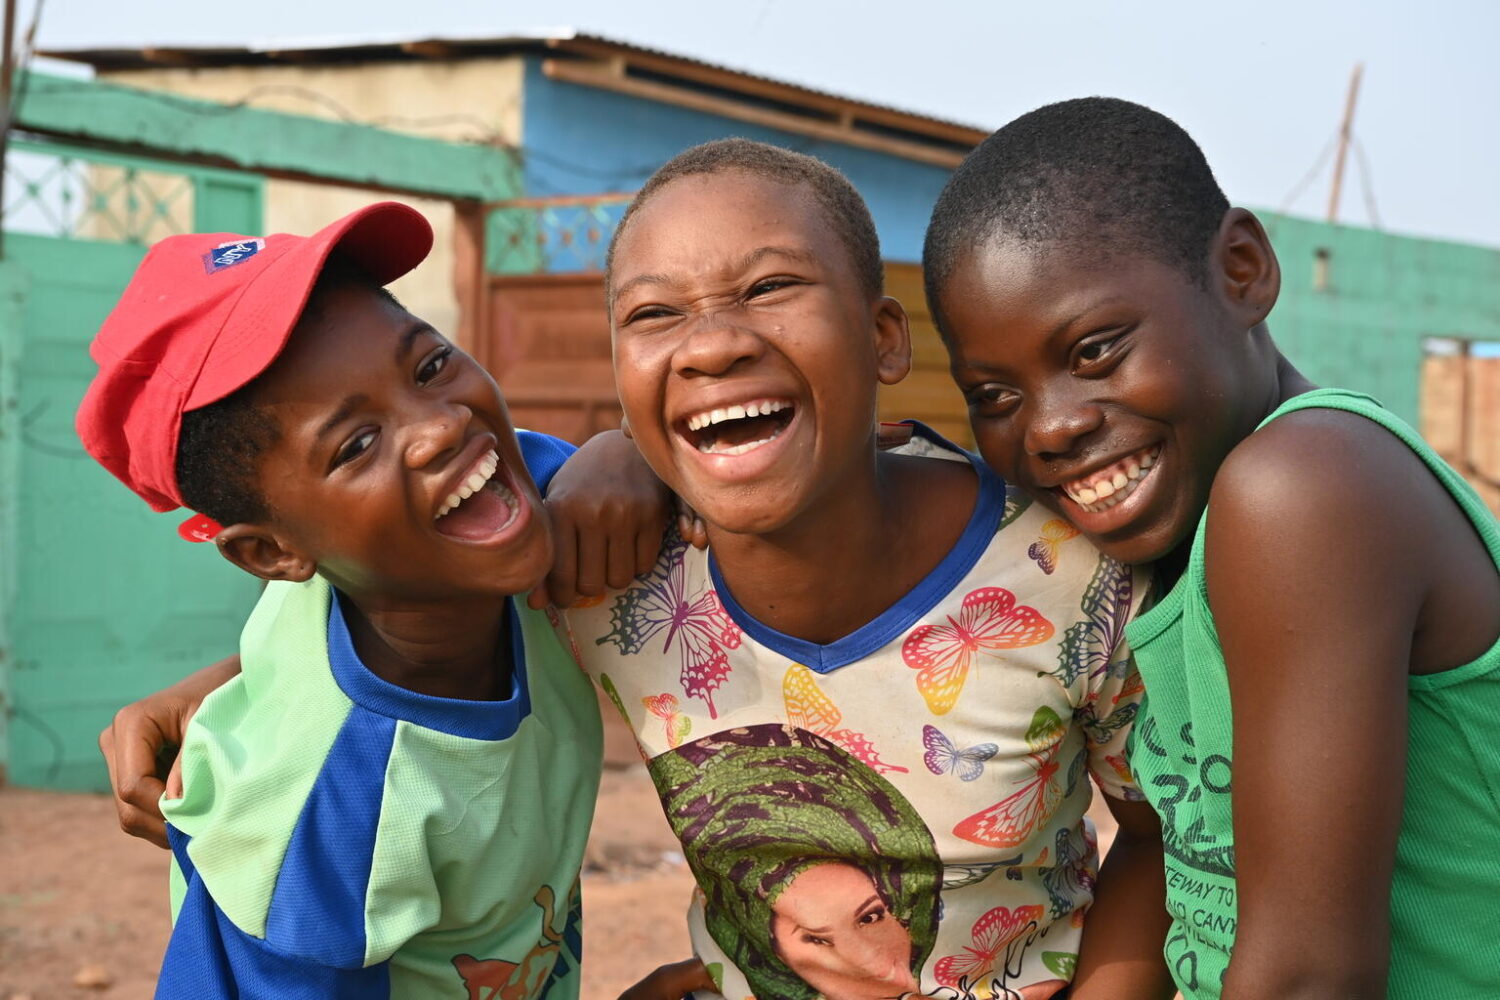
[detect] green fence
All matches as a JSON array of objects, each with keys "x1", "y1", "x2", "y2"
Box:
[{"x1": 1, "y1": 138, "x2": 266, "y2": 789}]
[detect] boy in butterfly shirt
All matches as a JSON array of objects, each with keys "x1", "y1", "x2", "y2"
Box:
[
  {"x1": 922, "y1": 99, "x2": 1500, "y2": 998},
  {"x1": 101, "y1": 146, "x2": 1175, "y2": 999},
  {"x1": 77, "y1": 202, "x2": 673, "y2": 998}
]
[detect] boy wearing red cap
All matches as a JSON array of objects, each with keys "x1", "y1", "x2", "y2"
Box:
[{"x1": 77, "y1": 203, "x2": 662, "y2": 998}]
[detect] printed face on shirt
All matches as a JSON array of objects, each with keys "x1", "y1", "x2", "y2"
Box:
[
  {"x1": 608, "y1": 170, "x2": 910, "y2": 536},
  {"x1": 938, "y1": 238, "x2": 1268, "y2": 566},
  {"x1": 241, "y1": 281, "x2": 551, "y2": 600},
  {"x1": 770, "y1": 862, "x2": 919, "y2": 1000}
]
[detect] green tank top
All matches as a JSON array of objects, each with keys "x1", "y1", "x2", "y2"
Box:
[{"x1": 1124, "y1": 388, "x2": 1500, "y2": 999}]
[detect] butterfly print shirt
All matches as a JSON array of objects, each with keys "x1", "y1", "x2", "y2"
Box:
[{"x1": 564, "y1": 425, "x2": 1151, "y2": 1000}]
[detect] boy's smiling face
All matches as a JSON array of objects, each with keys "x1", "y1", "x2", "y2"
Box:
[
  {"x1": 224, "y1": 282, "x2": 551, "y2": 601},
  {"x1": 608, "y1": 171, "x2": 908, "y2": 536},
  {"x1": 941, "y1": 232, "x2": 1274, "y2": 566}
]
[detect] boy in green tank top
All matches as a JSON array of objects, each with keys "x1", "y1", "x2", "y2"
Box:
[{"x1": 922, "y1": 99, "x2": 1500, "y2": 999}]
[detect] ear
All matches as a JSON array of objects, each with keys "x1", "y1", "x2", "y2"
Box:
[
  {"x1": 1213, "y1": 208, "x2": 1280, "y2": 328},
  {"x1": 214, "y1": 523, "x2": 317, "y2": 583},
  {"x1": 871, "y1": 296, "x2": 913, "y2": 387}
]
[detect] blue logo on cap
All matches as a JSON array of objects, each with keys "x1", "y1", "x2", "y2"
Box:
[{"x1": 203, "y1": 238, "x2": 266, "y2": 273}]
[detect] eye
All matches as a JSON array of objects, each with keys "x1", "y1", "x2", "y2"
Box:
[
  {"x1": 858, "y1": 907, "x2": 886, "y2": 925},
  {"x1": 966, "y1": 383, "x2": 1020, "y2": 413},
  {"x1": 747, "y1": 277, "x2": 796, "y2": 299},
  {"x1": 1073, "y1": 329, "x2": 1130, "y2": 371},
  {"x1": 333, "y1": 429, "x2": 377, "y2": 469},
  {"x1": 417, "y1": 346, "x2": 453, "y2": 385},
  {"x1": 801, "y1": 934, "x2": 831, "y2": 947},
  {"x1": 622, "y1": 304, "x2": 677, "y2": 326}
]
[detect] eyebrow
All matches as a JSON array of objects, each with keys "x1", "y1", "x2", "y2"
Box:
[
  {"x1": 316, "y1": 393, "x2": 369, "y2": 445},
  {"x1": 952, "y1": 299, "x2": 1126, "y2": 373},
  {"x1": 397, "y1": 322, "x2": 433, "y2": 362},
  {"x1": 791, "y1": 893, "x2": 882, "y2": 936},
  {"x1": 612, "y1": 244, "x2": 819, "y2": 303}
]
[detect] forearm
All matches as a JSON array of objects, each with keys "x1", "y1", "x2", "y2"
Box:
[
  {"x1": 1069, "y1": 825, "x2": 1175, "y2": 1000},
  {"x1": 1221, "y1": 917, "x2": 1389, "y2": 999}
]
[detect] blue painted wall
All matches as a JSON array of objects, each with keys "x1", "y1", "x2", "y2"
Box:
[{"x1": 518, "y1": 58, "x2": 955, "y2": 266}]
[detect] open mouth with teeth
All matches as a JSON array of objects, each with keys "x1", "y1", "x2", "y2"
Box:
[
  {"x1": 434, "y1": 449, "x2": 522, "y2": 541},
  {"x1": 1059, "y1": 444, "x2": 1161, "y2": 514},
  {"x1": 682, "y1": 398, "x2": 796, "y2": 457}
]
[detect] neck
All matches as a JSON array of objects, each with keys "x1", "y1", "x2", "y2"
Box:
[
  {"x1": 336, "y1": 590, "x2": 511, "y2": 701},
  {"x1": 706, "y1": 446, "x2": 975, "y2": 644},
  {"x1": 1158, "y1": 332, "x2": 1315, "y2": 585},
  {"x1": 1256, "y1": 326, "x2": 1318, "y2": 420}
]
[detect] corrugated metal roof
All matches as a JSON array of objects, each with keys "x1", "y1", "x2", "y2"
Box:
[{"x1": 38, "y1": 28, "x2": 986, "y2": 139}]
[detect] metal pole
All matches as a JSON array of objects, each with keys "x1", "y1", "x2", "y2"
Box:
[
  {"x1": 0, "y1": 0, "x2": 18, "y2": 259},
  {"x1": 1326, "y1": 62, "x2": 1364, "y2": 224}
]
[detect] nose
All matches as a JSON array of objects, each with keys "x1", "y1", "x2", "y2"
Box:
[
  {"x1": 1023, "y1": 382, "x2": 1105, "y2": 459},
  {"x1": 402, "y1": 399, "x2": 471, "y2": 470},
  {"x1": 671, "y1": 310, "x2": 765, "y2": 379}
]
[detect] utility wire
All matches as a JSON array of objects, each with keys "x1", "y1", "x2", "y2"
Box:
[
  {"x1": 1276, "y1": 130, "x2": 1339, "y2": 219},
  {"x1": 1351, "y1": 134, "x2": 1383, "y2": 230}
]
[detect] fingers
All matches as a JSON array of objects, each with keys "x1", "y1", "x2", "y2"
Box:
[
  {"x1": 573, "y1": 522, "x2": 607, "y2": 598},
  {"x1": 673, "y1": 496, "x2": 708, "y2": 549},
  {"x1": 99, "y1": 714, "x2": 170, "y2": 849},
  {"x1": 526, "y1": 584, "x2": 551, "y2": 611},
  {"x1": 616, "y1": 958, "x2": 716, "y2": 1000},
  {"x1": 635, "y1": 522, "x2": 661, "y2": 578},
  {"x1": 605, "y1": 525, "x2": 638, "y2": 591},
  {"x1": 165, "y1": 750, "x2": 186, "y2": 801},
  {"x1": 546, "y1": 508, "x2": 581, "y2": 608}
]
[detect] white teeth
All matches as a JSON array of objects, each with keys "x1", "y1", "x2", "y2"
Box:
[
  {"x1": 697, "y1": 434, "x2": 780, "y2": 456},
  {"x1": 1061, "y1": 446, "x2": 1162, "y2": 510},
  {"x1": 685, "y1": 398, "x2": 792, "y2": 433},
  {"x1": 435, "y1": 449, "x2": 502, "y2": 519}
]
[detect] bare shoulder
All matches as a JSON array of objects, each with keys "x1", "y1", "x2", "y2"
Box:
[
  {"x1": 1210, "y1": 406, "x2": 1435, "y2": 538},
  {"x1": 1203, "y1": 406, "x2": 1451, "y2": 621}
]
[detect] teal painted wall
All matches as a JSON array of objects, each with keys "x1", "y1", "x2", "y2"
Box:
[
  {"x1": 1256, "y1": 212, "x2": 1500, "y2": 425},
  {"x1": 0, "y1": 261, "x2": 27, "y2": 783},
  {"x1": 2, "y1": 145, "x2": 267, "y2": 790}
]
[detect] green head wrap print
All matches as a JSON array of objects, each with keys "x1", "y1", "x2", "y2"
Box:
[{"x1": 649, "y1": 725, "x2": 942, "y2": 1000}]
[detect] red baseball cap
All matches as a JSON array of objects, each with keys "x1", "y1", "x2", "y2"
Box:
[{"x1": 76, "y1": 201, "x2": 433, "y2": 540}]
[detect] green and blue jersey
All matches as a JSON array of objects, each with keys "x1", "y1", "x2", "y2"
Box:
[{"x1": 158, "y1": 432, "x2": 603, "y2": 998}]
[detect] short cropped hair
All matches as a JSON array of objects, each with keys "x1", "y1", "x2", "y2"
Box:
[
  {"x1": 174, "y1": 256, "x2": 401, "y2": 526},
  {"x1": 605, "y1": 138, "x2": 884, "y2": 301},
  {"x1": 923, "y1": 98, "x2": 1229, "y2": 329}
]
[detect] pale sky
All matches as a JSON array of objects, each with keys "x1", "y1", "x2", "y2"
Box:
[{"x1": 19, "y1": 0, "x2": 1500, "y2": 249}]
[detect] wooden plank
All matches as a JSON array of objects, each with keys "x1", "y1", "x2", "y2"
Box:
[
  {"x1": 544, "y1": 60, "x2": 967, "y2": 169},
  {"x1": 13, "y1": 71, "x2": 522, "y2": 202},
  {"x1": 451, "y1": 201, "x2": 490, "y2": 365},
  {"x1": 551, "y1": 38, "x2": 987, "y2": 149}
]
